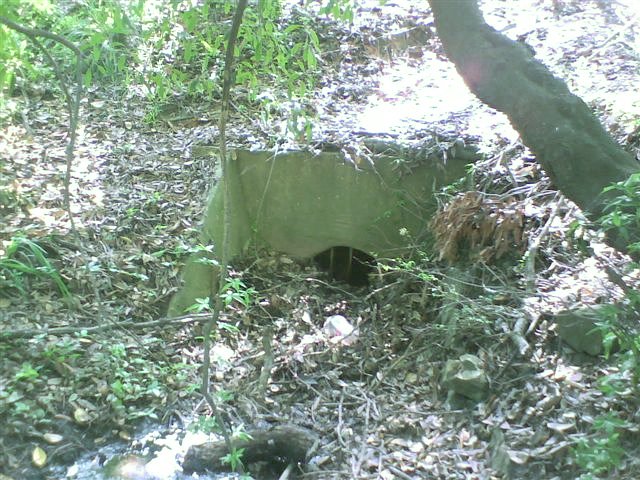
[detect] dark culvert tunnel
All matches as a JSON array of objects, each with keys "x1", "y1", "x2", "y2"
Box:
[{"x1": 313, "y1": 246, "x2": 376, "y2": 287}]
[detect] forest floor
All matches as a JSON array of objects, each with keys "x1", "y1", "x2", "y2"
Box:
[{"x1": 2, "y1": 0, "x2": 640, "y2": 479}]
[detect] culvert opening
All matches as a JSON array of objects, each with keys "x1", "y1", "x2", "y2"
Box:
[{"x1": 313, "y1": 246, "x2": 376, "y2": 287}]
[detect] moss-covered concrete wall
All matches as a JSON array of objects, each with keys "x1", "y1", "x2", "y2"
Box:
[{"x1": 169, "y1": 145, "x2": 475, "y2": 316}]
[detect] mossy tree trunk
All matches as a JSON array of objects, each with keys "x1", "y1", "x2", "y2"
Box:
[{"x1": 427, "y1": 0, "x2": 639, "y2": 251}]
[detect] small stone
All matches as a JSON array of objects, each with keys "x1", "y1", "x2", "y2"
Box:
[
  {"x1": 443, "y1": 354, "x2": 489, "y2": 402},
  {"x1": 554, "y1": 306, "x2": 618, "y2": 356}
]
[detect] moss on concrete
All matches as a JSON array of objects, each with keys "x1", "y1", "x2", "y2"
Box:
[{"x1": 169, "y1": 145, "x2": 476, "y2": 316}]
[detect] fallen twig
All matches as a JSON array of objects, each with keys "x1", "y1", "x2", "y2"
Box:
[{"x1": 0, "y1": 313, "x2": 211, "y2": 339}]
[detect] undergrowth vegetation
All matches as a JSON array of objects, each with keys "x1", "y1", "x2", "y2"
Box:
[
  {"x1": 1, "y1": 0, "x2": 640, "y2": 478},
  {"x1": 0, "y1": 0, "x2": 350, "y2": 475},
  {"x1": 0, "y1": 236, "x2": 70, "y2": 298},
  {"x1": 570, "y1": 173, "x2": 640, "y2": 479},
  {"x1": 0, "y1": 0, "x2": 335, "y2": 139}
]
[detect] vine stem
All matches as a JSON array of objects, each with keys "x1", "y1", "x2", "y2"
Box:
[{"x1": 200, "y1": 0, "x2": 249, "y2": 466}]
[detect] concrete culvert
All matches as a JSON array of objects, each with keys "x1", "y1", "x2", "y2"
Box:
[
  {"x1": 168, "y1": 143, "x2": 478, "y2": 317},
  {"x1": 314, "y1": 246, "x2": 376, "y2": 286}
]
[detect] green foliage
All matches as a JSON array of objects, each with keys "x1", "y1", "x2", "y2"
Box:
[
  {"x1": 3, "y1": 358, "x2": 46, "y2": 421},
  {"x1": 0, "y1": 236, "x2": 71, "y2": 298},
  {"x1": 185, "y1": 275, "x2": 255, "y2": 323},
  {"x1": 592, "y1": 175, "x2": 640, "y2": 391},
  {"x1": 379, "y1": 257, "x2": 435, "y2": 283},
  {"x1": 597, "y1": 349, "x2": 638, "y2": 396},
  {"x1": 58, "y1": 0, "x2": 142, "y2": 85},
  {"x1": 0, "y1": 0, "x2": 343, "y2": 141},
  {"x1": 0, "y1": 0, "x2": 143, "y2": 101},
  {"x1": 225, "y1": 427, "x2": 252, "y2": 473},
  {"x1": 285, "y1": 103, "x2": 315, "y2": 142},
  {"x1": 315, "y1": 0, "x2": 356, "y2": 23},
  {"x1": 141, "y1": 0, "x2": 322, "y2": 129},
  {"x1": 14, "y1": 362, "x2": 40, "y2": 381},
  {"x1": 574, "y1": 414, "x2": 626, "y2": 479},
  {"x1": 100, "y1": 342, "x2": 199, "y2": 420},
  {"x1": 216, "y1": 388, "x2": 234, "y2": 403},
  {"x1": 222, "y1": 447, "x2": 245, "y2": 472},
  {"x1": 239, "y1": 5, "x2": 321, "y2": 98},
  {"x1": 12, "y1": 399, "x2": 46, "y2": 420},
  {"x1": 42, "y1": 335, "x2": 84, "y2": 363},
  {"x1": 188, "y1": 416, "x2": 251, "y2": 475},
  {"x1": 0, "y1": 0, "x2": 55, "y2": 99},
  {"x1": 590, "y1": 306, "x2": 640, "y2": 397},
  {"x1": 570, "y1": 176, "x2": 640, "y2": 477},
  {"x1": 189, "y1": 414, "x2": 219, "y2": 434},
  {"x1": 221, "y1": 277, "x2": 257, "y2": 308},
  {"x1": 188, "y1": 398, "x2": 235, "y2": 432},
  {"x1": 598, "y1": 172, "x2": 640, "y2": 251},
  {"x1": 186, "y1": 296, "x2": 212, "y2": 314},
  {"x1": 2, "y1": 331, "x2": 199, "y2": 426},
  {"x1": 377, "y1": 239, "x2": 435, "y2": 284}
]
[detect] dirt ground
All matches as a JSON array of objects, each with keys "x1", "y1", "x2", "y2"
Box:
[{"x1": 1, "y1": 0, "x2": 640, "y2": 479}]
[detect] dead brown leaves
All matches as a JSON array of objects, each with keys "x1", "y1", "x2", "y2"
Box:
[{"x1": 430, "y1": 191, "x2": 525, "y2": 263}]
